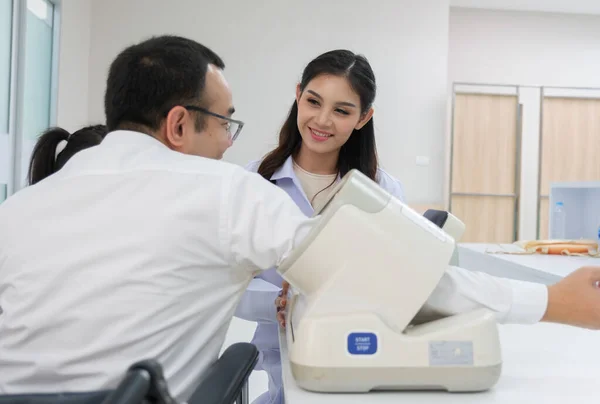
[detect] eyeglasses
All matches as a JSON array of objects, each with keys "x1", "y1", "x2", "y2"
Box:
[{"x1": 184, "y1": 105, "x2": 245, "y2": 142}]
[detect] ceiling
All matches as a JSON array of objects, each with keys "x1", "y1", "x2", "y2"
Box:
[{"x1": 450, "y1": 0, "x2": 600, "y2": 16}]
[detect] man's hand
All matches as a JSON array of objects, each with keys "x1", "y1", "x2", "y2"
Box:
[
  {"x1": 275, "y1": 281, "x2": 290, "y2": 328},
  {"x1": 543, "y1": 266, "x2": 600, "y2": 329}
]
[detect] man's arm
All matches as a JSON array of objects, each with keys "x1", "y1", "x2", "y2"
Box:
[
  {"x1": 415, "y1": 266, "x2": 547, "y2": 324},
  {"x1": 222, "y1": 167, "x2": 316, "y2": 273},
  {"x1": 415, "y1": 265, "x2": 600, "y2": 330}
]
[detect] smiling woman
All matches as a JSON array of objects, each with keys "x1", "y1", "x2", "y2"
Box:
[
  {"x1": 235, "y1": 49, "x2": 406, "y2": 404},
  {"x1": 294, "y1": 74, "x2": 374, "y2": 178},
  {"x1": 257, "y1": 49, "x2": 379, "y2": 184}
]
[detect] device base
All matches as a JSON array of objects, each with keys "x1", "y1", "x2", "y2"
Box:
[{"x1": 290, "y1": 362, "x2": 502, "y2": 393}]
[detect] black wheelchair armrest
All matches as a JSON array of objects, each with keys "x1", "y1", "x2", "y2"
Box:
[
  {"x1": 101, "y1": 359, "x2": 176, "y2": 404},
  {"x1": 188, "y1": 342, "x2": 259, "y2": 404},
  {"x1": 0, "y1": 392, "x2": 109, "y2": 404},
  {"x1": 0, "y1": 345, "x2": 258, "y2": 404},
  {"x1": 100, "y1": 370, "x2": 151, "y2": 404}
]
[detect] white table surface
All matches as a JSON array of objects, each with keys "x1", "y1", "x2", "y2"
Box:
[
  {"x1": 280, "y1": 322, "x2": 600, "y2": 403},
  {"x1": 457, "y1": 243, "x2": 600, "y2": 284}
]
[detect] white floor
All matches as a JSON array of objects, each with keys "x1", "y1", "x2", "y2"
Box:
[{"x1": 221, "y1": 317, "x2": 268, "y2": 403}]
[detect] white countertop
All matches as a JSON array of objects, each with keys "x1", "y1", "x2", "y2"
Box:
[
  {"x1": 460, "y1": 243, "x2": 600, "y2": 277},
  {"x1": 457, "y1": 243, "x2": 600, "y2": 284},
  {"x1": 280, "y1": 322, "x2": 600, "y2": 403},
  {"x1": 280, "y1": 243, "x2": 600, "y2": 402}
]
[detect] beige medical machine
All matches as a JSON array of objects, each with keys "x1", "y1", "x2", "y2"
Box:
[{"x1": 278, "y1": 170, "x2": 501, "y2": 393}]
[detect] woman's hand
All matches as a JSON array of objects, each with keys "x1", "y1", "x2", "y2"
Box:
[
  {"x1": 543, "y1": 266, "x2": 600, "y2": 329},
  {"x1": 275, "y1": 281, "x2": 290, "y2": 328}
]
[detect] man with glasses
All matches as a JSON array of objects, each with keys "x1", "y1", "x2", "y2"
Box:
[
  {"x1": 105, "y1": 41, "x2": 245, "y2": 160},
  {"x1": 184, "y1": 105, "x2": 244, "y2": 146},
  {"x1": 3, "y1": 34, "x2": 600, "y2": 404},
  {"x1": 0, "y1": 35, "x2": 314, "y2": 401}
]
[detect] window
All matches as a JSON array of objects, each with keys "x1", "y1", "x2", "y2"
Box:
[
  {"x1": 0, "y1": 0, "x2": 13, "y2": 202},
  {"x1": 0, "y1": 0, "x2": 58, "y2": 202},
  {"x1": 19, "y1": 0, "x2": 55, "y2": 187}
]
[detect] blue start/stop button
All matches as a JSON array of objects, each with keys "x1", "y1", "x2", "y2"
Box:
[{"x1": 347, "y1": 332, "x2": 378, "y2": 355}]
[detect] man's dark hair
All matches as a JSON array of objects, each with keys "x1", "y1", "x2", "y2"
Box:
[{"x1": 104, "y1": 35, "x2": 225, "y2": 132}]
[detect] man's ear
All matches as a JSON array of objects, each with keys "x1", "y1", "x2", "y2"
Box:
[
  {"x1": 355, "y1": 107, "x2": 374, "y2": 130},
  {"x1": 164, "y1": 106, "x2": 188, "y2": 147}
]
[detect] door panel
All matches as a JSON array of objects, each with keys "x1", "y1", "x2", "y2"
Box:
[
  {"x1": 538, "y1": 97, "x2": 600, "y2": 238},
  {"x1": 451, "y1": 92, "x2": 519, "y2": 242}
]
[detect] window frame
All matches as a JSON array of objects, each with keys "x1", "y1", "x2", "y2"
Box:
[{"x1": 4, "y1": 0, "x2": 60, "y2": 198}]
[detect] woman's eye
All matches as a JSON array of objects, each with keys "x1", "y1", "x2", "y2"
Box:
[
  {"x1": 336, "y1": 109, "x2": 349, "y2": 115},
  {"x1": 307, "y1": 98, "x2": 320, "y2": 106}
]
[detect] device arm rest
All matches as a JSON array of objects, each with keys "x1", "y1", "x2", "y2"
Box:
[
  {"x1": 423, "y1": 209, "x2": 465, "y2": 242},
  {"x1": 188, "y1": 342, "x2": 258, "y2": 404},
  {"x1": 423, "y1": 209, "x2": 449, "y2": 227}
]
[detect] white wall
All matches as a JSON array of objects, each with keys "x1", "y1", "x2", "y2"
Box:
[
  {"x1": 55, "y1": 0, "x2": 92, "y2": 131},
  {"x1": 448, "y1": 7, "x2": 600, "y2": 239},
  {"x1": 449, "y1": 8, "x2": 600, "y2": 88},
  {"x1": 86, "y1": 0, "x2": 450, "y2": 205}
]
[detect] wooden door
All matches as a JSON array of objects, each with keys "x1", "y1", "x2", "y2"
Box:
[
  {"x1": 450, "y1": 93, "x2": 520, "y2": 243},
  {"x1": 538, "y1": 96, "x2": 600, "y2": 238}
]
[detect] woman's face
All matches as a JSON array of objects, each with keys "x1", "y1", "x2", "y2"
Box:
[{"x1": 296, "y1": 74, "x2": 373, "y2": 156}]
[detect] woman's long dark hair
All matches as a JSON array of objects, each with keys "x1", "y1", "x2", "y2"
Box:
[
  {"x1": 258, "y1": 50, "x2": 378, "y2": 181},
  {"x1": 27, "y1": 124, "x2": 108, "y2": 185}
]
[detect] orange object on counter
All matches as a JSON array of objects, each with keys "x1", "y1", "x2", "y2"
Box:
[{"x1": 516, "y1": 239, "x2": 599, "y2": 256}]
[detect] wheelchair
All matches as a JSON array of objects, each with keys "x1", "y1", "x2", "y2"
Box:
[{"x1": 0, "y1": 342, "x2": 258, "y2": 404}]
